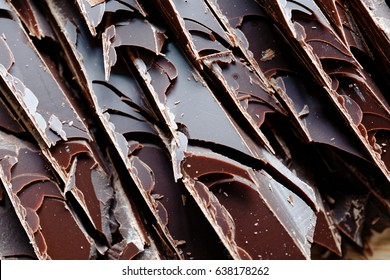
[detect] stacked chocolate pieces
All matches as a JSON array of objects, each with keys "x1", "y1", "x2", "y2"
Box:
[{"x1": 0, "y1": 0, "x2": 389, "y2": 260}]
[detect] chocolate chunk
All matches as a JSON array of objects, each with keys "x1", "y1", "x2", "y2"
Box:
[
  {"x1": 0, "y1": 12, "x2": 89, "y2": 147},
  {"x1": 75, "y1": 0, "x2": 105, "y2": 36},
  {"x1": 102, "y1": 19, "x2": 166, "y2": 80},
  {"x1": 182, "y1": 146, "x2": 316, "y2": 259},
  {"x1": 153, "y1": 0, "x2": 278, "y2": 152},
  {"x1": 0, "y1": 131, "x2": 95, "y2": 259}
]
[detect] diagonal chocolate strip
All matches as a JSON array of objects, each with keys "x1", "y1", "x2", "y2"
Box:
[{"x1": 0, "y1": 131, "x2": 95, "y2": 259}]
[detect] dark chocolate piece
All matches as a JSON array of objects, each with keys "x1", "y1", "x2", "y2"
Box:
[
  {"x1": 181, "y1": 146, "x2": 316, "y2": 259},
  {"x1": 76, "y1": 0, "x2": 105, "y2": 36},
  {"x1": 76, "y1": 0, "x2": 146, "y2": 37},
  {"x1": 8, "y1": 0, "x2": 55, "y2": 39},
  {"x1": 0, "y1": 13, "x2": 89, "y2": 147},
  {"x1": 313, "y1": 195, "x2": 342, "y2": 256},
  {"x1": 331, "y1": 194, "x2": 368, "y2": 247},
  {"x1": 0, "y1": 131, "x2": 95, "y2": 259}
]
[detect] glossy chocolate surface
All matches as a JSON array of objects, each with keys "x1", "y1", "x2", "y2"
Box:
[{"x1": 1, "y1": 0, "x2": 389, "y2": 260}]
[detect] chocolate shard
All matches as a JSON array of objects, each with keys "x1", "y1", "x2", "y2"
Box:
[
  {"x1": 181, "y1": 146, "x2": 316, "y2": 259},
  {"x1": 0, "y1": 131, "x2": 96, "y2": 259},
  {"x1": 0, "y1": 36, "x2": 14, "y2": 71},
  {"x1": 107, "y1": 161, "x2": 161, "y2": 260},
  {"x1": 76, "y1": 0, "x2": 147, "y2": 37},
  {"x1": 75, "y1": 0, "x2": 105, "y2": 36},
  {"x1": 331, "y1": 194, "x2": 369, "y2": 247},
  {"x1": 102, "y1": 19, "x2": 167, "y2": 80},
  {"x1": 313, "y1": 195, "x2": 342, "y2": 256},
  {"x1": 154, "y1": 0, "x2": 233, "y2": 68},
  {"x1": 0, "y1": 11, "x2": 89, "y2": 147}
]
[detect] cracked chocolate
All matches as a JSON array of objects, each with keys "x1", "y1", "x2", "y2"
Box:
[{"x1": 0, "y1": 0, "x2": 389, "y2": 260}]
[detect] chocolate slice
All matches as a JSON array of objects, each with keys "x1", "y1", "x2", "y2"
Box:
[
  {"x1": 181, "y1": 146, "x2": 316, "y2": 259},
  {"x1": 349, "y1": 0, "x2": 390, "y2": 84},
  {"x1": 8, "y1": 0, "x2": 55, "y2": 39},
  {"x1": 0, "y1": 131, "x2": 95, "y2": 259}
]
